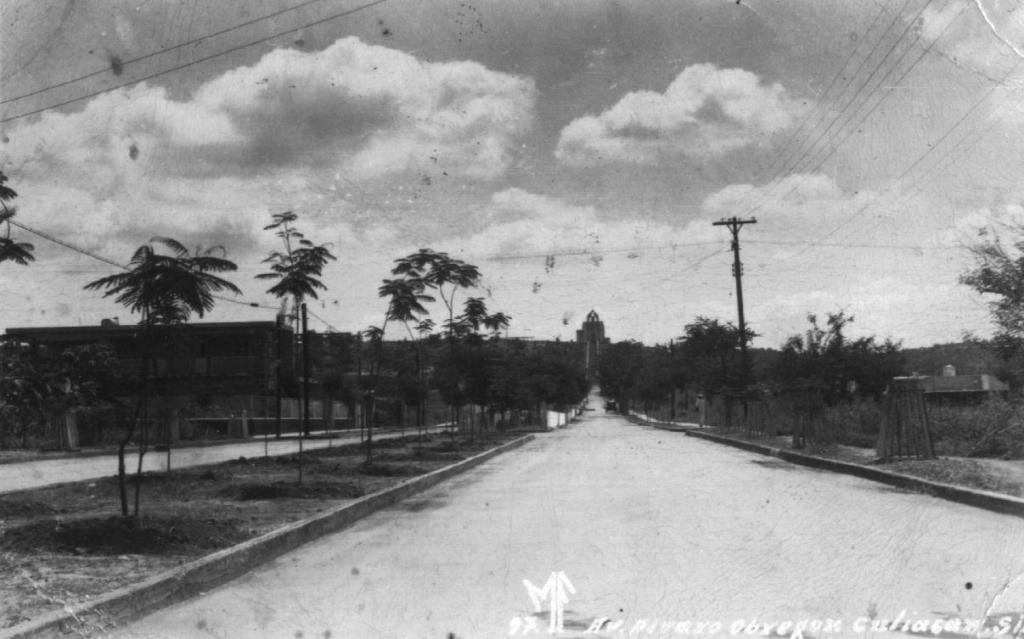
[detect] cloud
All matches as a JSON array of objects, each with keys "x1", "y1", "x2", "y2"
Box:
[
  {"x1": 4, "y1": 37, "x2": 536, "y2": 184},
  {"x1": 191, "y1": 37, "x2": 536, "y2": 180},
  {"x1": 0, "y1": 37, "x2": 538, "y2": 269},
  {"x1": 555, "y1": 63, "x2": 808, "y2": 166},
  {"x1": 451, "y1": 188, "x2": 723, "y2": 264},
  {"x1": 702, "y1": 173, "x2": 845, "y2": 214}
]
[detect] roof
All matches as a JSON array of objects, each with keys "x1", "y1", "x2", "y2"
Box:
[
  {"x1": 4, "y1": 321, "x2": 290, "y2": 343},
  {"x1": 897, "y1": 374, "x2": 1010, "y2": 394}
]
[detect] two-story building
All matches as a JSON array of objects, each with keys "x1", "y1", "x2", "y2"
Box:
[{"x1": 4, "y1": 320, "x2": 295, "y2": 401}]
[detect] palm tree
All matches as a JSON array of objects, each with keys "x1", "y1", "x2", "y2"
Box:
[
  {"x1": 87, "y1": 238, "x2": 241, "y2": 324},
  {"x1": 84, "y1": 237, "x2": 241, "y2": 519},
  {"x1": 0, "y1": 170, "x2": 34, "y2": 267}
]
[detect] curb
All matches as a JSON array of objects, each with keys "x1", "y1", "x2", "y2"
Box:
[
  {"x1": 1, "y1": 434, "x2": 536, "y2": 639},
  {"x1": 685, "y1": 429, "x2": 1024, "y2": 519}
]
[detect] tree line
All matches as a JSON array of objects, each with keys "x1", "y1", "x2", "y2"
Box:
[
  {"x1": 597, "y1": 312, "x2": 905, "y2": 417},
  {"x1": 0, "y1": 175, "x2": 589, "y2": 520}
]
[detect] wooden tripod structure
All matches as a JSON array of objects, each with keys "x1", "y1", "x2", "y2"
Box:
[{"x1": 877, "y1": 377, "x2": 935, "y2": 462}]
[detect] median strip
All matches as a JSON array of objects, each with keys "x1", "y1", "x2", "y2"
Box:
[{"x1": 0, "y1": 434, "x2": 534, "y2": 639}]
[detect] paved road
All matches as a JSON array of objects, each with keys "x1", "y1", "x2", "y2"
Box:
[
  {"x1": 1, "y1": 427, "x2": 446, "y2": 494},
  {"x1": 112, "y1": 399, "x2": 1024, "y2": 639}
]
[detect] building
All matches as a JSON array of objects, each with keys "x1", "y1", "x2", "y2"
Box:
[
  {"x1": 576, "y1": 310, "x2": 610, "y2": 381},
  {"x1": 4, "y1": 320, "x2": 295, "y2": 400},
  {"x1": 916, "y1": 365, "x2": 1009, "y2": 404}
]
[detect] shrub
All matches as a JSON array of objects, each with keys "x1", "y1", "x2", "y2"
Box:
[
  {"x1": 928, "y1": 398, "x2": 1024, "y2": 458},
  {"x1": 824, "y1": 400, "x2": 884, "y2": 449}
]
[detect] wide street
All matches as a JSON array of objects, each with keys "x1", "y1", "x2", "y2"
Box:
[{"x1": 110, "y1": 398, "x2": 1024, "y2": 639}]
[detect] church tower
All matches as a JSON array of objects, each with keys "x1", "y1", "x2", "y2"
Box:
[{"x1": 576, "y1": 310, "x2": 608, "y2": 381}]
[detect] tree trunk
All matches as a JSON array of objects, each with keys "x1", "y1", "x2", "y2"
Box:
[
  {"x1": 117, "y1": 439, "x2": 129, "y2": 517},
  {"x1": 365, "y1": 395, "x2": 375, "y2": 465},
  {"x1": 133, "y1": 397, "x2": 149, "y2": 521}
]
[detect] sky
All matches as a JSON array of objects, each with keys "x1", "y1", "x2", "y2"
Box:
[{"x1": 2, "y1": 0, "x2": 1024, "y2": 349}]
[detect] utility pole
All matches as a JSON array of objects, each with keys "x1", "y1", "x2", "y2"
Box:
[
  {"x1": 302, "y1": 303, "x2": 310, "y2": 437},
  {"x1": 669, "y1": 339, "x2": 676, "y2": 422},
  {"x1": 713, "y1": 216, "x2": 757, "y2": 385}
]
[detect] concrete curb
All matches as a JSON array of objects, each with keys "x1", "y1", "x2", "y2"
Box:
[
  {"x1": 685, "y1": 429, "x2": 1024, "y2": 519},
  {"x1": 0, "y1": 434, "x2": 535, "y2": 639}
]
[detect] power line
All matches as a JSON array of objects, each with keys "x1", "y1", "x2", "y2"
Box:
[
  {"x1": 306, "y1": 306, "x2": 343, "y2": 333},
  {"x1": 734, "y1": 0, "x2": 915, "y2": 216},
  {"x1": 785, "y1": 57, "x2": 1023, "y2": 262},
  {"x1": 746, "y1": 0, "x2": 956, "y2": 221},
  {"x1": 0, "y1": 0, "x2": 391, "y2": 124},
  {"x1": 13, "y1": 216, "x2": 358, "y2": 332},
  {"x1": 735, "y1": 0, "x2": 901, "y2": 214},
  {"x1": 753, "y1": 0, "x2": 965, "y2": 215},
  {"x1": 745, "y1": 239, "x2": 963, "y2": 250},
  {"x1": 877, "y1": 74, "x2": 1020, "y2": 219},
  {"x1": 8, "y1": 218, "x2": 283, "y2": 312},
  {"x1": 484, "y1": 241, "x2": 723, "y2": 261},
  {"x1": 9, "y1": 219, "x2": 126, "y2": 270},
  {"x1": 1, "y1": 0, "x2": 352, "y2": 107}
]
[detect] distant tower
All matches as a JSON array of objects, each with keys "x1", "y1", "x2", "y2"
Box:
[{"x1": 576, "y1": 310, "x2": 608, "y2": 381}]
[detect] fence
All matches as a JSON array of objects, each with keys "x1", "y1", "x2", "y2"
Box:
[{"x1": 703, "y1": 388, "x2": 832, "y2": 449}]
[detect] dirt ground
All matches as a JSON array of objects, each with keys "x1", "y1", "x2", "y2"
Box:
[{"x1": 0, "y1": 432, "x2": 521, "y2": 630}]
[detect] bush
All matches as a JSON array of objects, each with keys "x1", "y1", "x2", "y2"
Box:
[
  {"x1": 928, "y1": 398, "x2": 1024, "y2": 458},
  {"x1": 766, "y1": 397, "x2": 883, "y2": 449},
  {"x1": 824, "y1": 400, "x2": 883, "y2": 449}
]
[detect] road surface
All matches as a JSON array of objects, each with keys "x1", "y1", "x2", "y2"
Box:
[
  {"x1": 1, "y1": 427, "x2": 445, "y2": 494},
  {"x1": 110, "y1": 399, "x2": 1024, "y2": 639}
]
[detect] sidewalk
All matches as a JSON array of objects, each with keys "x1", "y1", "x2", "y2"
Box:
[{"x1": 0, "y1": 425, "x2": 451, "y2": 495}]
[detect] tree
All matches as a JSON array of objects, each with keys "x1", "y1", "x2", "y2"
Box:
[
  {"x1": 85, "y1": 237, "x2": 241, "y2": 520},
  {"x1": 0, "y1": 342, "x2": 123, "y2": 448},
  {"x1": 961, "y1": 226, "x2": 1024, "y2": 385},
  {"x1": 257, "y1": 211, "x2": 337, "y2": 317},
  {"x1": 675, "y1": 317, "x2": 750, "y2": 396},
  {"x1": 773, "y1": 312, "x2": 904, "y2": 404},
  {"x1": 0, "y1": 170, "x2": 34, "y2": 266},
  {"x1": 636, "y1": 344, "x2": 674, "y2": 421},
  {"x1": 0, "y1": 343, "x2": 54, "y2": 447},
  {"x1": 257, "y1": 211, "x2": 336, "y2": 438},
  {"x1": 362, "y1": 275, "x2": 435, "y2": 463},
  {"x1": 383, "y1": 250, "x2": 510, "y2": 443},
  {"x1": 597, "y1": 340, "x2": 643, "y2": 411},
  {"x1": 391, "y1": 249, "x2": 481, "y2": 343}
]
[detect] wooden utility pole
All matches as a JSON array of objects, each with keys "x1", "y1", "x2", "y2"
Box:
[
  {"x1": 713, "y1": 217, "x2": 757, "y2": 384},
  {"x1": 302, "y1": 303, "x2": 310, "y2": 437},
  {"x1": 669, "y1": 339, "x2": 676, "y2": 422}
]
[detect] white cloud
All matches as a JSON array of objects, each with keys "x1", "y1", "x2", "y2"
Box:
[
  {"x1": 0, "y1": 37, "x2": 537, "y2": 276},
  {"x1": 703, "y1": 173, "x2": 845, "y2": 214},
  {"x1": 4, "y1": 37, "x2": 536, "y2": 185},
  {"x1": 459, "y1": 187, "x2": 724, "y2": 260},
  {"x1": 190, "y1": 37, "x2": 536, "y2": 180},
  {"x1": 555, "y1": 63, "x2": 808, "y2": 166}
]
